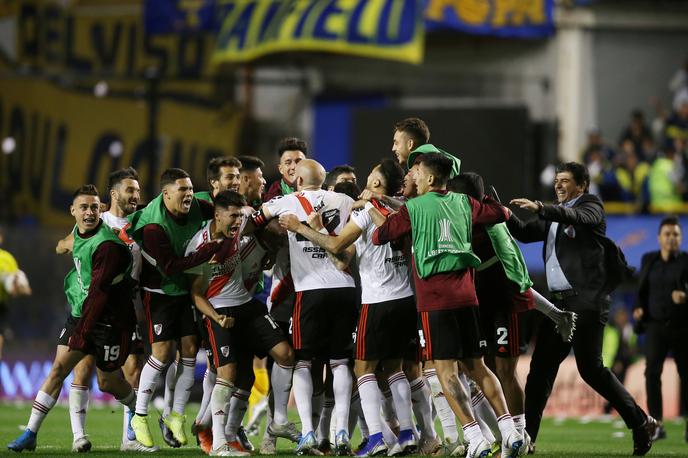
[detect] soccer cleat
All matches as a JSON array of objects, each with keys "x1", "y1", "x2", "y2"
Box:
[
  {"x1": 335, "y1": 430, "x2": 352, "y2": 456},
  {"x1": 210, "y1": 442, "x2": 251, "y2": 456},
  {"x1": 237, "y1": 426, "x2": 255, "y2": 452},
  {"x1": 501, "y1": 431, "x2": 525, "y2": 458},
  {"x1": 268, "y1": 421, "x2": 302, "y2": 443},
  {"x1": 260, "y1": 434, "x2": 277, "y2": 455},
  {"x1": 7, "y1": 428, "x2": 37, "y2": 452},
  {"x1": 355, "y1": 437, "x2": 369, "y2": 455},
  {"x1": 555, "y1": 311, "x2": 577, "y2": 342},
  {"x1": 387, "y1": 428, "x2": 417, "y2": 456},
  {"x1": 418, "y1": 435, "x2": 441, "y2": 455},
  {"x1": 296, "y1": 431, "x2": 323, "y2": 456},
  {"x1": 194, "y1": 424, "x2": 213, "y2": 454},
  {"x1": 355, "y1": 432, "x2": 387, "y2": 457},
  {"x1": 432, "y1": 438, "x2": 467, "y2": 456},
  {"x1": 120, "y1": 438, "x2": 160, "y2": 452},
  {"x1": 163, "y1": 412, "x2": 188, "y2": 446},
  {"x1": 72, "y1": 435, "x2": 92, "y2": 453},
  {"x1": 467, "y1": 438, "x2": 493, "y2": 458},
  {"x1": 632, "y1": 415, "x2": 657, "y2": 456},
  {"x1": 158, "y1": 416, "x2": 181, "y2": 448},
  {"x1": 651, "y1": 423, "x2": 666, "y2": 441},
  {"x1": 131, "y1": 414, "x2": 155, "y2": 448}
]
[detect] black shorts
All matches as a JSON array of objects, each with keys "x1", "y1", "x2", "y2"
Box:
[
  {"x1": 355, "y1": 296, "x2": 417, "y2": 361},
  {"x1": 476, "y1": 263, "x2": 534, "y2": 314},
  {"x1": 128, "y1": 325, "x2": 145, "y2": 356},
  {"x1": 418, "y1": 307, "x2": 486, "y2": 361},
  {"x1": 142, "y1": 291, "x2": 197, "y2": 343},
  {"x1": 479, "y1": 307, "x2": 527, "y2": 358},
  {"x1": 205, "y1": 299, "x2": 286, "y2": 368},
  {"x1": 292, "y1": 287, "x2": 357, "y2": 360},
  {"x1": 57, "y1": 315, "x2": 130, "y2": 372}
]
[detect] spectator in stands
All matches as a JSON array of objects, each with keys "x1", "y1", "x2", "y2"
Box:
[
  {"x1": 611, "y1": 143, "x2": 651, "y2": 204},
  {"x1": 581, "y1": 127, "x2": 615, "y2": 163},
  {"x1": 648, "y1": 141, "x2": 684, "y2": 211},
  {"x1": 618, "y1": 110, "x2": 654, "y2": 162},
  {"x1": 669, "y1": 57, "x2": 688, "y2": 109},
  {"x1": 666, "y1": 90, "x2": 688, "y2": 142}
]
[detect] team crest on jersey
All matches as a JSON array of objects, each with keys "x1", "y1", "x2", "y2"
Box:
[
  {"x1": 154, "y1": 324, "x2": 163, "y2": 335},
  {"x1": 221, "y1": 346, "x2": 230, "y2": 357}
]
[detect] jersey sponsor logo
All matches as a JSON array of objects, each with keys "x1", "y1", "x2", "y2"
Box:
[
  {"x1": 221, "y1": 345, "x2": 230, "y2": 357},
  {"x1": 438, "y1": 218, "x2": 452, "y2": 243},
  {"x1": 384, "y1": 255, "x2": 408, "y2": 268},
  {"x1": 301, "y1": 246, "x2": 327, "y2": 259},
  {"x1": 154, "y1": 324, "x2": 163, "y2": 335}
]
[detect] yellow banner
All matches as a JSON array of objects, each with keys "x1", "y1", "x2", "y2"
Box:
[
  {"x1": 0, "y1": 79, "x2": 242, "y2": 227},
  {"x1": 212, "y1": 0, "x2": 425, "y2": 65}
]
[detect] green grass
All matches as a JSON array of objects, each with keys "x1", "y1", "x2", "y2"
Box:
[{"x1": 0, "y1": 403, "x2": 686, "y2": 457}]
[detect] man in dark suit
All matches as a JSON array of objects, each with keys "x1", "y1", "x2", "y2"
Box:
[
  {"x1": 633, "y1": 216, "x2": 688, "y2": 442},
  {"x1": 507, "y1": 162, "x2": 656, "y2": 456}
]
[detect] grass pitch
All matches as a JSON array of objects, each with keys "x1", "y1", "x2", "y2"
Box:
[{"x1": 0, "y1": 403, "x2": 686, "y2": 457}]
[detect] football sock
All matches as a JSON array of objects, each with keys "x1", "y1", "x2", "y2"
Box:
[
  {"x1": 387, "y1": 371, "x2": 414, "y2": 431},
  {"x1": 135, "y1": 356, "x2": 166, "y2": 416},
  {"x1": 225, "y1": 389, "x2": 249, "y2": 441},
  {"x1": 172, "y1": 357, "x2": 195, "y2": 415},
  {"x1": 293, "y1": 360, "x2": 314, "y2": 435},
  {"x1": 424, "y1": 368, "x2": 459, "y2": 442},
  {"x1": 409, "y1": 377, "x2": 437, "y2": 439},
  {"x1": 69, "y1": 383, "x2": 89, "y2": 440},
  {"x1": 28, "y1": 391, "x2": 57, "y2": 433},
  {"x1": 331, "y1": 359, "x2": 352, "y2": 435},
  {"x1": 211, "y1": 378, "x2": 234, "y2": 450},
  {"x1": 271, "y1": 362, "x2": 293, "y2": 425}
]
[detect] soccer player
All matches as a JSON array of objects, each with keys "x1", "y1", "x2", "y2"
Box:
[
  {"x1": 186, "y1": 190, "x2": 296, "y2": 456},
  {"x1": 392, "y1": 117, "x2": 430, "y2": 166},
  {"x1": 324, "y1": 165, "x2": 357, "y2": 190},
  {"x1": 7, "y1": 185, "x2": 141, "y2": 453},
  {"x1": 237, "y1": 155, "x2": 267, "y2": 209},
  {"x1": 196, "y1": 157, "x2": 243, "y2": 202},
  {"x1": 373, "y1": 153, "x2": 526, "y2": 458},
  {"x1": 264, "y1": 137, "x2": 308, "y2": 201},
  {"x1": 251, "y1": 159, "x2": 357, "y2": 455},
  {"x1": 126, "y1": 168, "x2": 230, "y2": 448},
  {"x1": 279, "y1": 159, "x2": 422, "y2": 456}
]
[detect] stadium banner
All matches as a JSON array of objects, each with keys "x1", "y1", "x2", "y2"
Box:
[
  {"x1": 0, "y1": 79, "x2": 243, "y2": 227},
  {"x1": 425, "y1": 0, "x2": 555, "y2": 38},
  {"x1": 212, "y1": 0, "x2": 425, "y2": 64}
]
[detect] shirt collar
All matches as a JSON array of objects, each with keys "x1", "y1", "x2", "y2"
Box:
[{"x1": 561, "y1": 194, "x2": 583, "y2": 208}]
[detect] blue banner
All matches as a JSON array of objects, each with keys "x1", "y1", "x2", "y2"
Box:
[
  {"x1": 424, "y1": 0, "x2": 555, "y2": 38},
  {"x1": 519, "y1": 215, "x2": 688, "y2": 273},
  {"x1": 145, "y1": 0, "x2": 556, "y2": 39}
]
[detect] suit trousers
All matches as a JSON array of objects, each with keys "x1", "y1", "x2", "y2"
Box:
[
  {"x1": 524, "y1": 309, "x2": 646, "y2": 442},
  {"x1": 644, "y1": 320, "x2": 688, "y2": 421}
]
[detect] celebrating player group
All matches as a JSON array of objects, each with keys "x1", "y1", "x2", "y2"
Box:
[{"x1": 8, "y1": 118, "x2": 658, "y2": 458}]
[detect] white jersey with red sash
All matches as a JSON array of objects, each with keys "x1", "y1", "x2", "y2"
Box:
[{"x1": 262, "y1": 190, "x2": 355, "y2": 292}]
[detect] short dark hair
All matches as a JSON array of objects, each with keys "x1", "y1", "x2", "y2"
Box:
[
  {"x1": 415, "y1": 153, "x2": 452, "y2": 187},
  {"x1": 333, "y1": 181, "x2": 361, "y2": 200},
  {"x1": 277, "y1": 137, "x2": 308, "y2": 158},
  {"x1": 555, "y1": 162, "x2": 590, "y2": 192},
  {"x1": 659, "y1": 215, "x2": 681, "y2": 233},
  {"x1": 214, "y1": 190, "x2": 247, "y2": 210},
  {"x1": 447, "y1": 172, "x2": 485, "y2": 200},
  {"x1": 325, "y1": 165, "x2": 356, "y2": 189},
  {"x1": 237, "y1": 155, "x2": 265, "y2": 172},
  {"x1": 207, "y1": 157, "x2": 242, "y2": 187},
  {"x1": 160, "y1": 168, "x2": 190, "y2": 188},
  {"x1": 394, "y1": 117, "x2": 430, "y2": 148},
  {"x1": 73, "y1": 184, "x2": 99, "y2": 199},
  {"x1": 377, "y1": 159, "x2": 404, "y2": 195},
  {"x1": 108, "y1": 167, "x2": 139, "y2": 191}
]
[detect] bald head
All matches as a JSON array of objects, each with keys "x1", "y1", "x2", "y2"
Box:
[{"x1": 295, "y1": 159, "x2": 326, "y2": 190}]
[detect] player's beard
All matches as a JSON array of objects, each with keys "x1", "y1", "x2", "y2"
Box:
[{"x1": 117, "y1": 195, "x2": 136, "y2": 216}]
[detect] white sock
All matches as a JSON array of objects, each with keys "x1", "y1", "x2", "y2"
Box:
[
  {"x1": 69, "y1": 383, "x2": 89, "y2": 440},
  {"x1": 409, "y1": 377, "x2": 436, "y2": 439},
  {"x1": 225, "y1": 389, "x2": 249, "y2": 441},
  {"x1": 136, "y1": 356, "x2": 166, "y2": 416},
  {"x1": 424, "y1": 369, "x2": 459, "y2": 442},
  {"x1": 27, "y1": 391, "x2": 57, "y2": 433},
  {"x1": 496, "y1": 413, "x2": 517, "y2": 441},
  {"x1": 380, "y1": 388, "x2": 399, "y2": 429},
  {"x1": 330, "y1": 359, "x2": 352, "y2": 435},
  {"x1": 211, "y1": 378, "x2": 234, "y2": 450},
  {"x1": 358, "y1": 407, "x2": 369, "y2": 439},
  {"x1": 462, "y1": 421, "x2": 485, "y2": 445},
  {"x1": 357, "y1": 374, "x2": 382, "y2": 436},
  {"x1": 387, "y1": 372, "x2": 414, "y2": 431},
  {"x1": 380, "y1": 412, "x2": 397, "y2": 446},
  {"x1": 122, "y1": 389, "x2": 136, "y2": 443},
  {"x1": 530, "y1": 288, "x2": 564, "y2": 322},
  {"x1": 196, "y1": 369, "x2": 216, "y2": 424},
  {"x1": 348, "y1": 391, "x2": 362, "y2": 439},
  {"x1": 162, "y1": 361, "x2": 177, "y2": 417},
  {"x1": 472, "y1": 391, "x2": 498, "y2": 443},
  {"x1": 513, "y1": 414, "x2": 526, "y2": 436},
  {"x1": 272, "y1": 362, "x2": 293, "y2": 425},
  {"x1": 293, "y1": 360, "x2": 314, "y2": 435},
  {"x1": 317, "y1": 396, "x2": 335, "y2": 442},
  {"x1": 172, "y1": 357, "x2": 195, "y2": 415}
]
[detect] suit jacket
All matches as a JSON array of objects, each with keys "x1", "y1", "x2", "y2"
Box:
[
  {"x1": 636, "y1": 250, "x2": 688, "y2": 321},
  {"x1": 507, "y1": 193, "x2": 611, "y2": 312}
]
